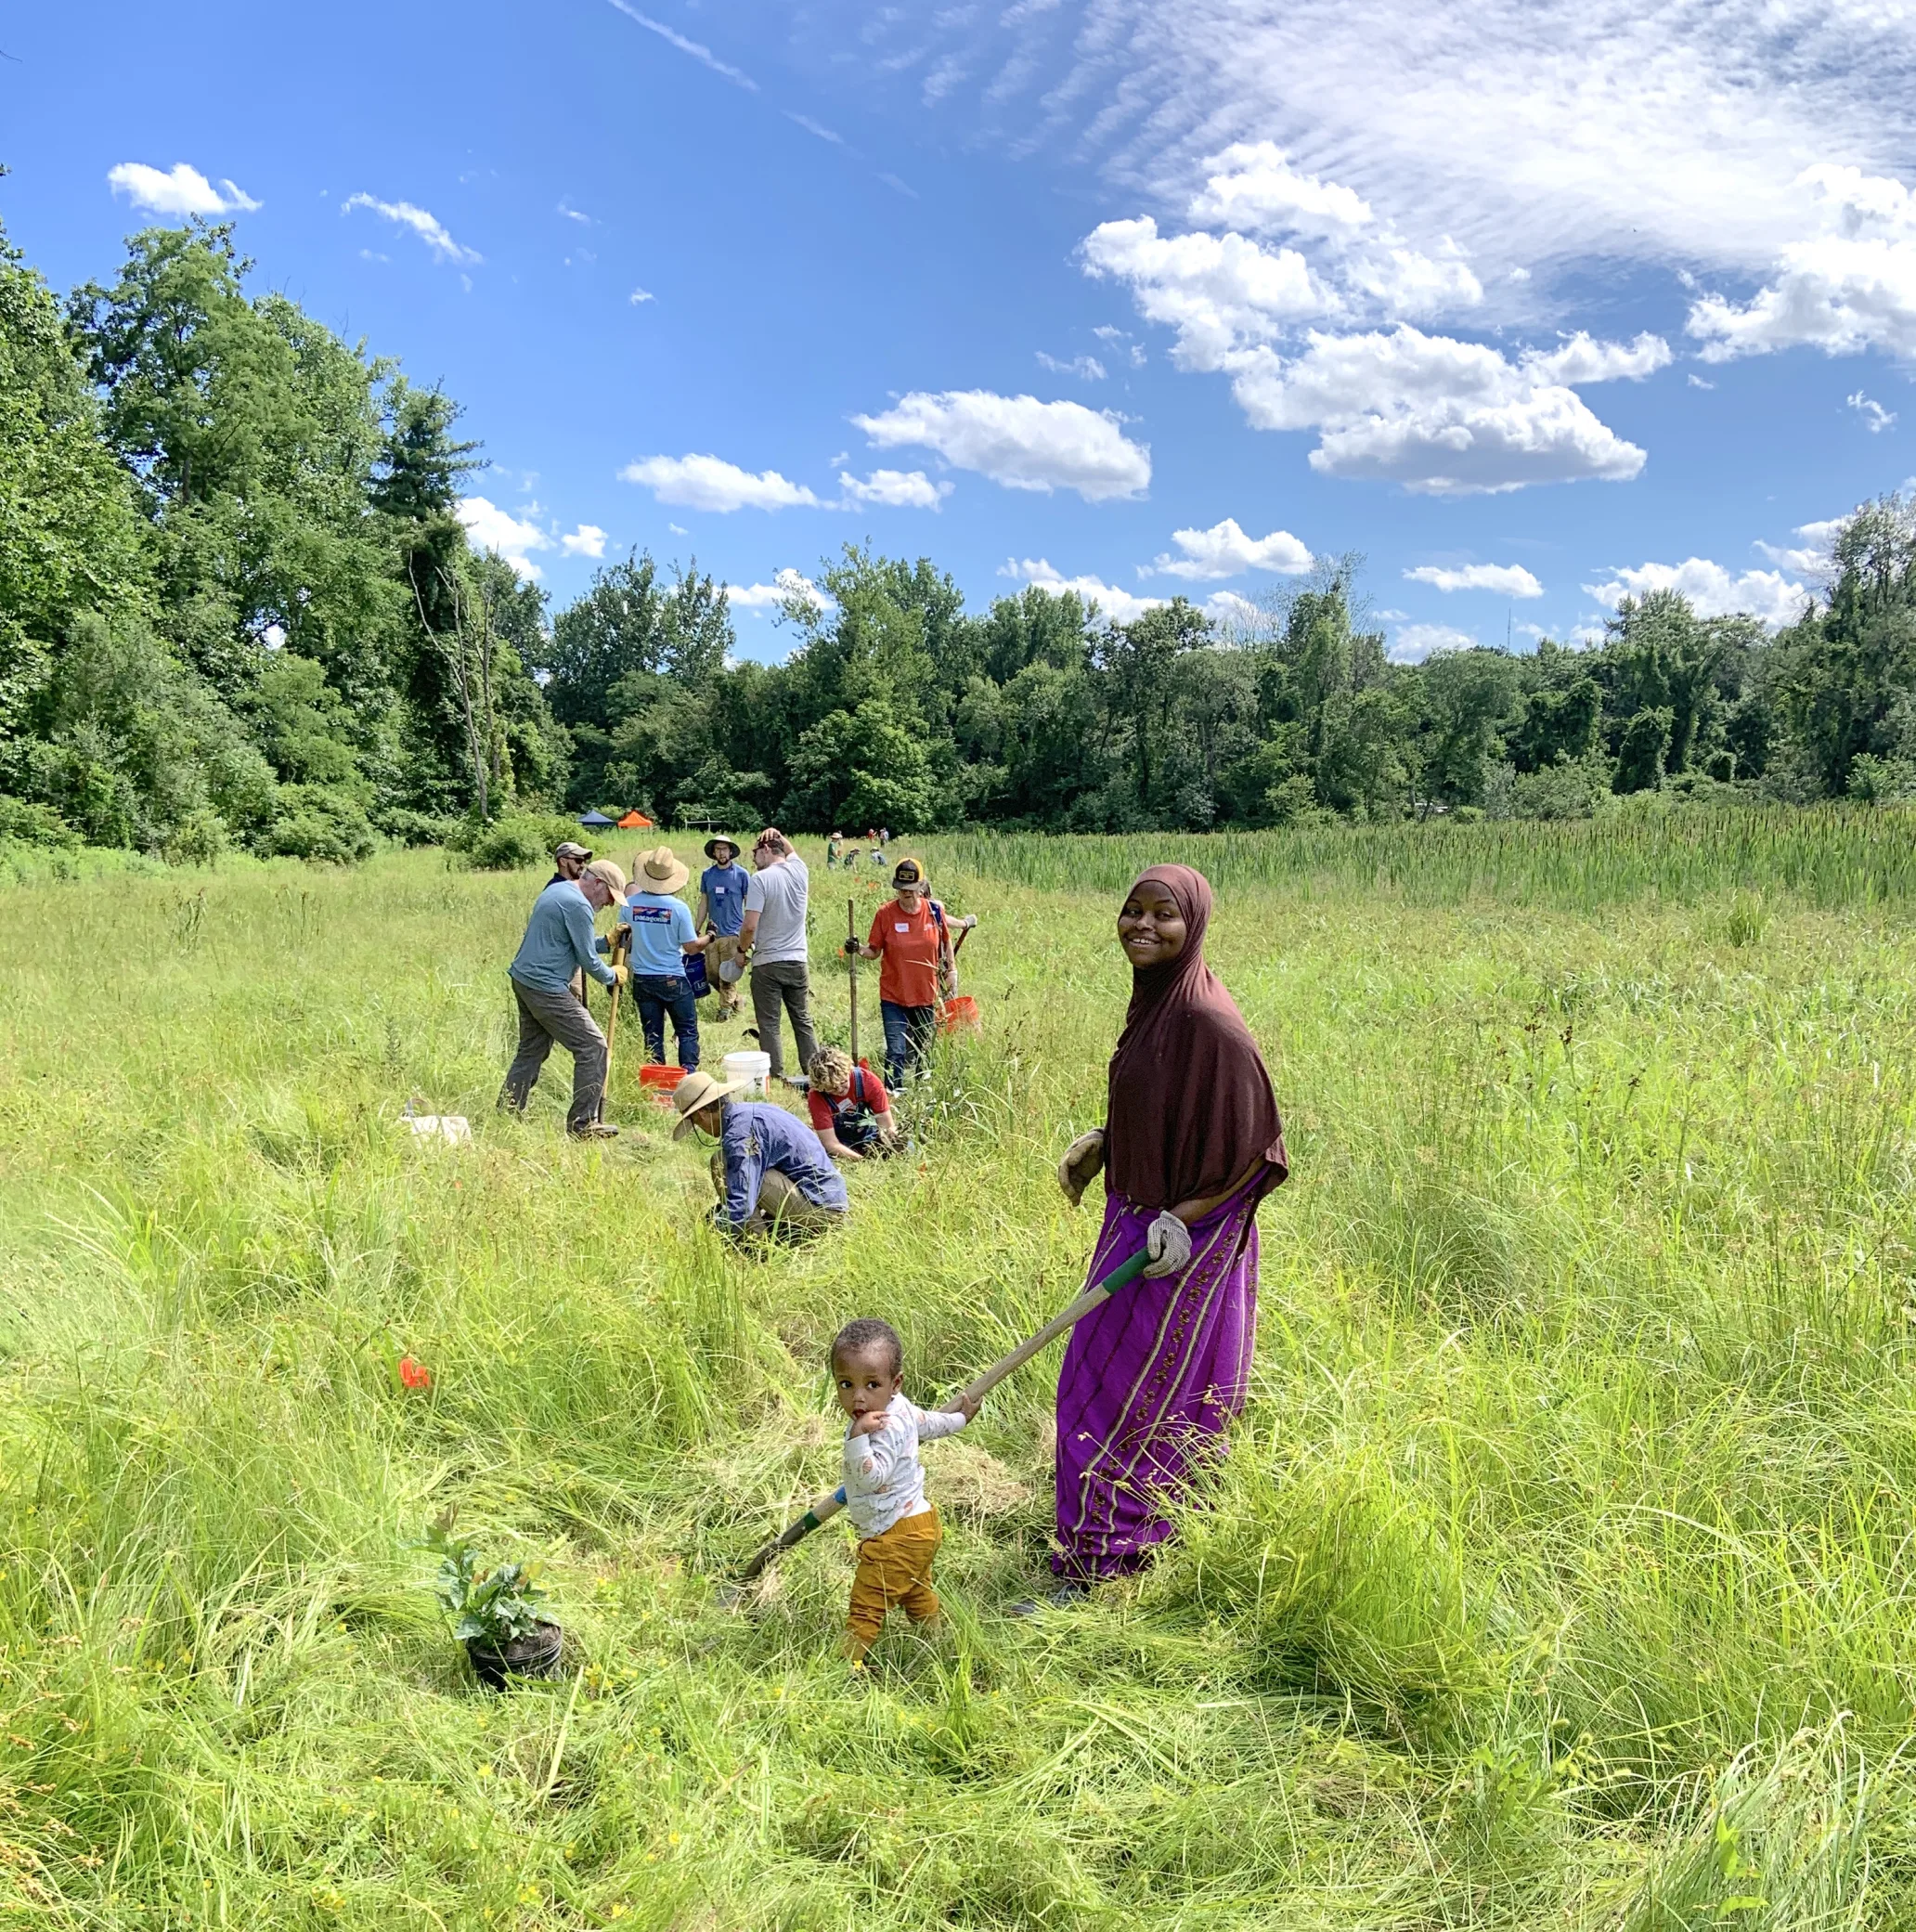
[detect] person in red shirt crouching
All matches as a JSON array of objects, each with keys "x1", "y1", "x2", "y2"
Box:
[
  {"x1": 846, "y1": 857, "x2": 977, "y2": 1088},
  {"x1": 806, "y1": 1046, "x2": 901, "y2": 1160}
]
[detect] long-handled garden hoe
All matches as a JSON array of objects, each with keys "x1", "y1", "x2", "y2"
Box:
[
  {"x1": 724, "y1": 1244, "x2": 1151, "y2": 1597},
  {"x1": 597, "y1": 931, "x2": 628, "y2": 1124},
  {"x1": 847, "y1": 895, "x2": 860, "y2": 1066}
]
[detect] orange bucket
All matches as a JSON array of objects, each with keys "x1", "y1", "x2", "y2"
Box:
[
  {"x1": 939, "y1": 995, "x2": 980, "y2": 1034},
  {"x1": 639, "y1": 1064, "x2": 687, "y2": 1095}
]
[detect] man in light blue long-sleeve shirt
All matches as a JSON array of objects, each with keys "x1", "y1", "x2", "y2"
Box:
[{"x1": 499, "y1": 859, "x2": 628, "y2": 1137}]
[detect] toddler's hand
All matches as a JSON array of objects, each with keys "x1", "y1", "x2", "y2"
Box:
[
  {"x1": 850, "y1": 1409, "x2": 890, "y2": 1437},
  {"x1": 944, "y1": 1391, "x2": 981, "y2": 1422}
]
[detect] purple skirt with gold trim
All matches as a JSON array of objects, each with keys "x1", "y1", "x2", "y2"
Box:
[{"x1": 1052, "y1": 1183, "x2": 1261, "y2": 1580}]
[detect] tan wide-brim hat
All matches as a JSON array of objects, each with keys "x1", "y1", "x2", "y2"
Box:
[
  {"x1": 670, "y1": 1069, "x2": 749, "y2": 1138},
  {"x1": 703, "y1": 836, "x2": 740, "y2": 862},
  {"x1": 580, "y1": 858, "x2": 628, "y2": 899},
  {"x1": 632, "y1": 844, "x2": 690, "y2": 893}
]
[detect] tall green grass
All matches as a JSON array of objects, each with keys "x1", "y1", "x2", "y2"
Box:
[
  {"x1": 929, "y1": 802, "x2": 1916, "y2": 909},
  {"x1": 1, "y1": 828, "x2": 1914, "y2": 1926}
]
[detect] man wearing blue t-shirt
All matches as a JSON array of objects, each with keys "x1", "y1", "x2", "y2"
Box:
[
  {"x1": 618, "y1": 846, "x2": 710, "y2": 1072},
  {"x1": 695, "y1": 836, "x2": 749, "y2": 1021}
]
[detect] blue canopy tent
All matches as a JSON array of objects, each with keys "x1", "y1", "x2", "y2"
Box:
[{"x1": 576, "y1": 810, "x2": 615, "y2": 829}]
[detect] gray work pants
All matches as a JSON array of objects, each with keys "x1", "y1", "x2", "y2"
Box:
[
  {"x1": 500, "y1": 977, "x2": 607, "y2": 1131},
  {"x1": 749, "y1": 960, "x2": 817, "y2": 1080}
]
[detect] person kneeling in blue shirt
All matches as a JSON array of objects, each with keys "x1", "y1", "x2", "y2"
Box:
[
  {"x1": 619, "y1": 846, "x2": 711, "y2": 1071},
  {"x1": 669, "y1": 1070, "x2": 848, "y2": 1241}
]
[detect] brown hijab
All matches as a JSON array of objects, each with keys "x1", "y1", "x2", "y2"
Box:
[{"x1": 1105, "y1": 864, "x2": 1288, "y2": 1211}]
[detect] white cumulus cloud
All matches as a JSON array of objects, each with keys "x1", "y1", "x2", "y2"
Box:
[
  {"x1": 619, "y1": 455, "x2": 823, "y2": 512},
  {"x1": 1389, "y1": 622, "x2": 1479, "y2": 664},
  {"x1": 1188, "y1": 140, "x2": 1374, "y2": 237},
  {"x1": 1147, "y1": 517, "x2": 1312, "y2": 578},
  {"x1": 1002, "y1": 557, "x2": 1249, "y2": 626},
  {"x1": 1689, "y1": 165, "x2": 1916, "y2": 361},
  {"x1": 1225, "y1": 326, "x2": 1651, "y2": 494},
  {"x1": 727, "y1": 568, "x2": 834, "y2": 615},
  {"x1": 1081, "y1": 217, "x2": 1333, "y2": 366},
  {"x1": 108, "y1": 162, "x2": 260, "y2": 217},
  {"x1": 1002, "y1": 557, "x2": 1162, "y2": 622},
  {"x1": 853, "y1": 391, "x2": 1150, "y2": 500},
  {"x1": 561, "y1": 525, "x2": 607, "y2": 558},
  {"x1": 1583, "y1": 558, "x2": 1811, "y2": 629},
  {"x1": 1077, "y1": 139, "x2": 1664, "y2": 495},
  {"x1": 1757, "y1": 515, "x2": 1846, "y2": 575},
  {"x1": 1405, "y1": 562, "x2": 1544, "y2": 596},
  {"x1": 458, "y1": 497, "x2": 551, "y2": 578},
  {"x1": 837, "y1": 469, "x2": 952, "y2": 509},
  {"x1": 343, "y1": 194, "x2": 480, "y2": 265}
]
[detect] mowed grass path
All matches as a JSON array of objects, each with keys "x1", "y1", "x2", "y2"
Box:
[{"x1": 1, "y1": 830, "x2": 1914, "y2": 1928}]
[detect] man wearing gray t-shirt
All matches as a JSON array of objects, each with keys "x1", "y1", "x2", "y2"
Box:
[{"x1": 737, "y1": 826, "x2": 818, "y2": 1085}]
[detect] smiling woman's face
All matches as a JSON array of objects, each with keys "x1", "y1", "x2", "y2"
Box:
[{"x1": 1117, "y1": 879, "x2": 1187, "y2": 968}]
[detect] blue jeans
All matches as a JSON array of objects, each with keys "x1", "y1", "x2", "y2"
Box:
[
  {"x1": 880, "y1": 1000, "x2": 937, "y2": 1088},
  {"x1": 634, "y1": 974, "x2": 699, "y2": 1070}
]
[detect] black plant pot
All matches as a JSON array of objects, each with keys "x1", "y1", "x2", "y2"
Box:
[{"x1": 465, "y1": 1619, "x2": 563, "y2": 1690}]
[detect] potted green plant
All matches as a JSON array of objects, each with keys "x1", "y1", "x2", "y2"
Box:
[{"x1": 420, "y1": 1511, "x2": 563, "y2": 1689}]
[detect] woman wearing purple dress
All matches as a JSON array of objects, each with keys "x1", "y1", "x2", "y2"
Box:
[{"x1": 1042, "y1": 864, "x2": 1288, "y2": 1601}]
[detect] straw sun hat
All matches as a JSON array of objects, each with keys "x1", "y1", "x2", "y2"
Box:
[
  {"x1": 669, "y1": 1069, "x2": 749, "y2": 1137},
  {"x1": 631, "y1": 844, "x2": 690, "y2": 893}
]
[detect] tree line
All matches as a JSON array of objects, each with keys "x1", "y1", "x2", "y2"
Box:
[{"x1": 6, "y1": 210, "x2": 1916, "y2": 859}]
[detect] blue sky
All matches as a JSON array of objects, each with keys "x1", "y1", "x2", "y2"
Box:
[{"x1": 7, "y1": 0, "x2": 1916, "y2": 663}]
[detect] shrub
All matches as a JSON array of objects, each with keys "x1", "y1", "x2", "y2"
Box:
[
  {"x1": 164, "y1": 808, "x2": 229, "y2": 868},
  {"x1": 0, "y1": 795, "x2": 80, "y2": 849},
  {"x1": 262, "y1": 784, "x2": 376, "y2": 864},
  {"x1": 375, "y1": 807, "x2": 465, "y2": 849},
  {"x1": 458, "y1": 811, "x2": 582, "y2": 871}
]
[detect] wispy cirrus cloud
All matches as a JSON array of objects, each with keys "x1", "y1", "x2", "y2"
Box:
[
  {"x1": 605, "y1": 0, "x2": 757, "y2": 91},
  {"x1": 343, "y1": 194, "x2": 480, "y2": 264}
]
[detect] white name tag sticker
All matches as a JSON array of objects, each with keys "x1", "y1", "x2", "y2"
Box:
[{"x1": 895, "y1": 921, "x2": 911, "y2": 932}]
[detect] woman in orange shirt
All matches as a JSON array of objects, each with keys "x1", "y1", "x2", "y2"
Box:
[{"x1": 848, "y1": 858, "x2": 977, "y2": 1086}]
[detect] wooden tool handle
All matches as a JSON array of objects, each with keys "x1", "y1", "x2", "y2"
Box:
[
  {"x1": 728, "y1": 1248, "x2": 1149, "y2": 1588},
  {"x1": 952, "y1": 1246, "x2": 1150, "y2": 1407}
]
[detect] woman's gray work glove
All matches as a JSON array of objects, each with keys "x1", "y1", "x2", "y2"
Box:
[
  {"x1": 1143, "y1": 1211, "x2": 1192, "y2": 1277},
  {"x1": 1057, "y1": 1129, "x2": 1107, "y2": 1206}
]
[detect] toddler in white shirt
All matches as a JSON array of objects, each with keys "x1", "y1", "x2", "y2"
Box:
[{"x1": 832, "y1": 1317, "x2": 982, "y2": 1663}]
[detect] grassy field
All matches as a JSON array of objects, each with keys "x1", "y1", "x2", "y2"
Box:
[{"x1": 3, "y1": 818, "x2": 1916, "y2": 1928}]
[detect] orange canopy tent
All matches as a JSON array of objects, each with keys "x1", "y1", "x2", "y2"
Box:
[{"x1": 615, "y1": 810, "x2": 654, "y2": 829}]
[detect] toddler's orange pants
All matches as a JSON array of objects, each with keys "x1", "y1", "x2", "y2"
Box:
[{"x1": 845, "y1": 1505, "x2": 942, "y2": 1658}]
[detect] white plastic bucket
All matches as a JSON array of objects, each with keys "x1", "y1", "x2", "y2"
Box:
[{"x1": 722, "y1": 1049, "x2": 771, "y2": 1097}]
